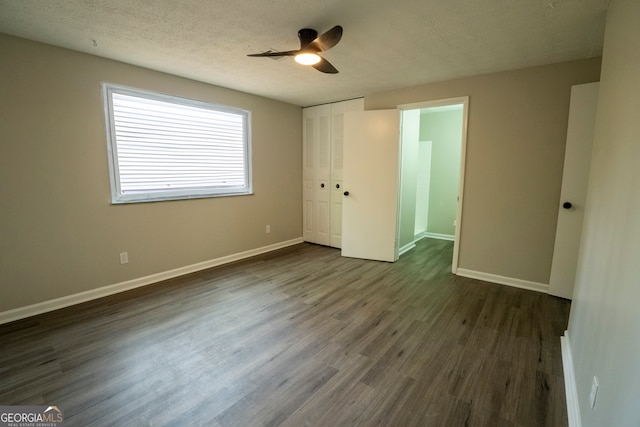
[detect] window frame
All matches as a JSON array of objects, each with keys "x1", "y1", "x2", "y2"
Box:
[{"x1": 102, "y1": 83, "x2": 253, "y2": 204}]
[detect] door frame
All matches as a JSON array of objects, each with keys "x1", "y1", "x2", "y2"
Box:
[{"x1": 397, "y1": 96, "x2": 469, "y2": 273}]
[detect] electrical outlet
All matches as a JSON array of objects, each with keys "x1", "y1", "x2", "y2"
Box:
[
  {"x1": 119, "y1": 251, "x2": 129, "y2": 264},
  {"x1": 590, "y1": 376, "x2": 599, "y2": 409},
  {"x1": 266, "y1": 225, "x2": 271, "y2": 234}
]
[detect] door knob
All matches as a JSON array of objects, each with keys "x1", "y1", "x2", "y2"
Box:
[
  {"x1": 320, "y1": 183, "x2": 325, "y2": 188},
  {"x1": 336, "y1": 184, "x2": 340, "y2": 189},
  {"x1": 343, "y1": 191, "x2": 349, "y2": 196},
  {"x1": 563, "y1": 202, "x2": 572, "y2": 209}
]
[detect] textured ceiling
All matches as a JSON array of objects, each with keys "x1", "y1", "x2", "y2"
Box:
[{"x1": 0, "y1": 0, "x2": 609, "y2": 106}]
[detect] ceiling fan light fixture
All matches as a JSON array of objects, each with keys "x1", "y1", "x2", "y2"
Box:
[
  {"x1": 295, "y1": 53, "x2": 321, "y2": 65},
  {"x1": 248, "y1": 26, "x2": 341, "y2": 73}
]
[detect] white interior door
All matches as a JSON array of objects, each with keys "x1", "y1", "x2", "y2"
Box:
[
  {"x1": 330, "y1": 98, "x2": 364, "y2": 248},
  {"x1": 549, "y1": 82, "x2": 599, "y2": 299},
  {"x1": 342, "y1": 110, "x2": 400, "y2": 262}
]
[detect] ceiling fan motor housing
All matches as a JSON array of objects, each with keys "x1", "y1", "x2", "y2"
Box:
[{"x1": 298, "y1": 28, "x2": 319, "y2": 50}]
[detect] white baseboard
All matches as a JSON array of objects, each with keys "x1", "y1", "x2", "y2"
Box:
[
  {"x1": 398, "y1": 242, "x2": 416, "y2": 256},
  {"x1": 420, "y1": 232, "x2": 455, "y2": 242},
  {"x1": 401, "y1": 231, "x2": 455, "y2": 256},
  {"x1": 561, "y1": 331, "x2": 582, "y2": 427},
  {"x1": 456, "y1": 268, "x2": 549, "y2": 293},
  {"x1": 0, "y1": 238, "x2": 304, "y2": 325}
]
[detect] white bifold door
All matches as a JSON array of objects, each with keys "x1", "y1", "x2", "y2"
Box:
[
  {"x1": 302, "y1": 99, "x2": 364, "y2": 248},
  {"x1": 342, "y1": 110, "x2": 401, "y2": 262}
]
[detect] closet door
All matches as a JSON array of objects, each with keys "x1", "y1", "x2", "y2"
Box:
[
  {"x1": 302, "y1": 104, "x2": 331, "y2": 245},
  {"x1": 330, "y1": 98, "x2": 364, "y2": 248}
]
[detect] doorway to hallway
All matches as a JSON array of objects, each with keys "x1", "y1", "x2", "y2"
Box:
[{"x1": 397, "y1": 97, "x2": 469, "y2": 273}]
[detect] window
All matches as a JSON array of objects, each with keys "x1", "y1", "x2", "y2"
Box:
[{"x1": 103, "y1": 84, "x2": 252, "y2": 203}]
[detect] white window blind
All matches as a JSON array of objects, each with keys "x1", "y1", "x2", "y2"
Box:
[{"x1": 103, "y1": 84, "x2": 252, "y2": 203}]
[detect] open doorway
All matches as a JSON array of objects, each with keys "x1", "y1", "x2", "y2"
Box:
[{"x1": 396, "y1": 97, "x2": 469, "y2": 273}]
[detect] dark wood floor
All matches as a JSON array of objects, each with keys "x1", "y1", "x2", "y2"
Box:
[{"x1": 0, "y1": 238, "x2": 570, "y2": 426}]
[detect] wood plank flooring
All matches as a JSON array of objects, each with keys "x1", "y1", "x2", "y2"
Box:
[{"x1": 0, "y1": 238, "x2": 570, "y2": 426}]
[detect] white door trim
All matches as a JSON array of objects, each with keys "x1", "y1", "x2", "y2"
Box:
[{"x1": 397, "y1": 96, "x2": 469, "y2": 274}]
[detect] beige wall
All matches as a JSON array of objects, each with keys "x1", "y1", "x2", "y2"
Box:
[
  {"x1": 567, "y1": 0, "x2": 640, "y2": 425},
  {"x1": 0, "y1": 32, "x2": 605, "y2": 314},
  {"x1": 366, "y1": 58, "x2": 602, "y2": 284},
  {"x1": 0, "y1": 34, "x2": 302, "y2": 313}
]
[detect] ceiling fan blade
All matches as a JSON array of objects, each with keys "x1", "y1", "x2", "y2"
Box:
[
  {"x1": 307, "y1": 25, "x2": 343, "y2": 52},
  {"x1": 247, "y1": 50, "x2": 298, "y2": 57},
  {"x1": 312, "y1": 57, "x2": 339, "y2": 74}
]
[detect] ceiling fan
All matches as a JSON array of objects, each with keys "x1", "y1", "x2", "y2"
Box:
[{"x1": 247, "y1": 26, "x2": 343, "y2": 74}]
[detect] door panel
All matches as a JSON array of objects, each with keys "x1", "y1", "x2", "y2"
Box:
[
  {"x1": 549, "y1": 82, "x2": 599, "y2": 299},
  {"x1": 317, "y1": 182, "x2": 330, "y2": 238},
  {"x1": 330, "y1": 98, "x2": 364, "y2": 248},
  {"x1": 302, "y1": 117, "x2": 315, "y2": 242},
  {"x1": 342, "y1": 110, "x2": 400, "y2": 262},
  {"x1": 331, "y1": 179, "x2": 343, "y2": 246},
  {"x1": 303, "y1": 181, "x2": 314, "y2": 237},
  {"x1": 302, "y1": 104, "x2": 331, "y2": 245}
]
